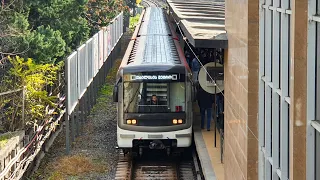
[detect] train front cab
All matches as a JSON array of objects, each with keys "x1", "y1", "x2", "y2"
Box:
[{"x1": 113, "y1": 70, "x2": 195, "y2": 155}]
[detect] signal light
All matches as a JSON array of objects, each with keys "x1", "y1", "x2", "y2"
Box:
[
  {"x1": 173, "y1": 119, "x2": 178, "y2": 124},
  {"x1": 126, "y1": 119, "x2": 137, "y2": 125}
]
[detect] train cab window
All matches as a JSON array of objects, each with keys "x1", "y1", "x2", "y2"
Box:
[{"x1": 123, "y1": 82, "x2": 186, "y2": 113}]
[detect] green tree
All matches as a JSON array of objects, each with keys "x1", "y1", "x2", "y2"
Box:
[
  {"x1": 24, "y1": 26, "x2": 66, "y2": 64},
  {"x1": 3, "y1": 56, "x2": 60, "y2": 131},
  {"x1": 27, "y1": 0, "x2": 90, "y2": 55},
  {"x1": 0, "y1": 0, "x2": 127, "y2": 133},
  {"x1": 86, "y1": 0, "x2": 129, "y2": 35},
  {"x1": 0, "y1": 0, "x2": 30, "y2": 60}
]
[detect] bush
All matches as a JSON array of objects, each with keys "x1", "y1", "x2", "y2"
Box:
[
  {"x1": 1, "y1": 56, "x2": 60, "y2": 131},
  {"x1": 25, "y1": 26, "x2": 66, "y2": 64},
  {"x1": 129, "y1": 14, "x2": 141, "y2": 32}
]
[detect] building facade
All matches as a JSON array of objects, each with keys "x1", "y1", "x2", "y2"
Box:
[
  {"x1": 225, "y1": 0, "x2": 319, "y2": 179},
  {"x1": 224, "y1": 0, "x2": 259, "y2": 179}
]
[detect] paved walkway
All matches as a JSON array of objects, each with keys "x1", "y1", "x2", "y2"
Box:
[{"x1": 193, "y1": 104, "x2": 224, "y2": 180}]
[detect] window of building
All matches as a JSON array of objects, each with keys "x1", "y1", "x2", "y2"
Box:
[
  {"x1": 307, "y1": 1, "x2": 320, "y2": 180},
  {"x1": 259, "y1": 0, "x2": 291, "y2": 179}
]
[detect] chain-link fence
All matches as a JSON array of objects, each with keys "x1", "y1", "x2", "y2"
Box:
[
  {"x1": 0, "y1": 57, "x2": 26, "y2": 133},
  {"x1": 0, "y1": 88, "x2": 25, "y2": 133}
]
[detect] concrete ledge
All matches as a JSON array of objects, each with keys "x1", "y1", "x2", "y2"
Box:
[
  {"x1": 194, "y1": 127, "x2": 216, "y2": 180},
  {"x1": 0, "y1": 131, "x2": 25, "y2": 171}
]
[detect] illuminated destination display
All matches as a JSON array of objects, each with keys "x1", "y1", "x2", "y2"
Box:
[{"x1": 131, "y1": 74, "x2": 178, "y2": 81}]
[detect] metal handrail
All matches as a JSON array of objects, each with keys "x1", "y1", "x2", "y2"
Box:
[
  {"x1": 311, "y1": 120, "x2": 320, "y2": 133},
  {"x1": 220, "y1": 129, "x2": 224, "y2": 163}
]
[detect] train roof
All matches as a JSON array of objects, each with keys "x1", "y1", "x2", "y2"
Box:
[
  {"x1": 138, "y1": 7, "x2": 171, "y2": 36},
  {"x1": 120, "y1": 7, "x2": 186, "y2": 74}
]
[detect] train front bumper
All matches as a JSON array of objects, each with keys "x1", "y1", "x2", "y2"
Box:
[{"x1": 117, "y1": 126, "x2": 192, "y2": 148}]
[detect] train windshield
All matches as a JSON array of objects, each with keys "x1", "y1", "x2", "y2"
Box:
[{"x1": 123, "y1": 82, "x2": 186, "y2": 113}]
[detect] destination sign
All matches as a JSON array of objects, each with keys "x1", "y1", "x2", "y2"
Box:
[{"x1": 131, "y1": 74, "x2": 178, "y2": 81}]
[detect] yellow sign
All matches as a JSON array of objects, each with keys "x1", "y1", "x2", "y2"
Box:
[{"x1": 136, "y1": 0, "x2": 141, "y2": 5}]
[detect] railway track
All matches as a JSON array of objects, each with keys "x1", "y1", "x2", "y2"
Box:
[
  {"x1": 141, "y1": 0, "x2": 162, "y2": 7},
  {"x1": 115, "y1": 148, "x2": 203, "y2": 180}
]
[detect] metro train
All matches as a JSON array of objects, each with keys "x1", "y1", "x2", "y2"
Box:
[{"x1": 113, "y1": 7, "x2": 196, "y2": 156}]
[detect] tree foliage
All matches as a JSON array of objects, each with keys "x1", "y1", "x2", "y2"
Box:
[
  {"x1": 1, "y1": 56, "x2": 60, "y2": 131},
  {"x1": 24, "y1": 26, "x2": 66, "y2": 64},
  {"x1": 27, "y1": 0, "x2": 90, "y2": 55},
  {"x1": 1, "y1": 0, "x2": 127, "y2": 63},
  {"x1": 0, "y1": 0, "x2": 29, "y2": 60},
  {"x1": 86, "y1": 0, "x2": 129, "y2": 35},
  {"x1": 0, "y1": 0, "x2": 127, "y2": 132}
]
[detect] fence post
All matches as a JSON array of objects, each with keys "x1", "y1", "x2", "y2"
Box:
[
  {"x1": 91, "y1": 82, "x2": 94, "y2": 109},
  {"x1": 22, "y1": 87, "x2": 25, "y2": 129},
  {"x1": 93, "y1": 78, "x2": 96, "y2": 105},
  {"x1": 84, "y1": 88, "x2": 90, "y2": 117},
  {"x1": 220, "y1": 129, "x2": 224, "y2": 163},
  {"x1": 88, "y1": 84, "x2": 92, "y2": 112},
  {"x1": 71, "y1": 110, "x2": 76, "y2": 142},
  {"x1": 82, "y1": 95, "x2": 87, "y2": 123},
  {"x1": 81, "y1": 97, "x2": 85, "y2": 127},
  {"x1": 65, "y1": 60, "x2": 70, "y2": 155}
]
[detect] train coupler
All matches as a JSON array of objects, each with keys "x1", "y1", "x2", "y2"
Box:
[{"x1": 149, "y1": 140, "x2": 166, "y2": 149}]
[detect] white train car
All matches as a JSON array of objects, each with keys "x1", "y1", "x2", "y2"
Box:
[{"x1": 113, "y1": 7, "x2": 195, "y2": 156}]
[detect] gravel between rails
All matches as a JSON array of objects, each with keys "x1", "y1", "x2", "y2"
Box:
[{"x1": 28, "y1": 32, "x2": 132, "y2": 180}]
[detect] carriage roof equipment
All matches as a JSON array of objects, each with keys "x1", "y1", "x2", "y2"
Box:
[{"x1": 119, "y1": 7, "x2": 188, "y2": 75}]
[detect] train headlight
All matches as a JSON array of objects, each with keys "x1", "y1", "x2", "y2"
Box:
[
  {"x1": 132, "y1": 119, "x2": 137, "y2": 125},
  {"x1": 173, "y1": 119, "x2": 178, "y2": 124},
  {"x1": 126, "y1": 119, "x2": 132, "y2": 124},
  {"x1": 178, "y1": 119, "x2": 183, "y2": 124}
]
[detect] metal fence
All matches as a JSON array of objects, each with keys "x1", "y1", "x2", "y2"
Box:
[
  {"x1": 0, "y1": 89, "x2": 25, "y2": 132},
  {"x1": 65, "y1": 12, "x2": 124, "y2": 154}
]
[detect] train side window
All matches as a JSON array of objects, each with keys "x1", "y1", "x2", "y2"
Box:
[
  {"x1": 113, "y1": 78, "x2": 122, "y2": 102},
  {"x1": 191, "y1": 84, "x2": 197, "y2": 102},
  {"x1": 113, "y1": 85, "x2": 118, "y2": 102}
]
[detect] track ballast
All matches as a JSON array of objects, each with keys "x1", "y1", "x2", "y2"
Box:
[{"x1": 115, "y1": 147, "x2": 202, "y2": 180}]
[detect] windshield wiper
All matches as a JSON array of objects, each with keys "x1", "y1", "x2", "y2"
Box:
[{"x1": 124, "y1": 87, "x2": 140, "y2": 113}]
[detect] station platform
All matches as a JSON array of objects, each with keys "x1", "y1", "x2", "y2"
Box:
[{"x1": 193, "y1": 105, "x2": 224, "y2": 180}]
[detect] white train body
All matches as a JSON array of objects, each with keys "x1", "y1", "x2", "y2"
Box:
[{"x1": 113, "y1": 7, "x2": 195, "y2": 154}]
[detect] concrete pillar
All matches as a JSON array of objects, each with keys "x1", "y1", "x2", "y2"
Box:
[{"x1": 289, "y1": 0, "x2": 308, "y2": 179}]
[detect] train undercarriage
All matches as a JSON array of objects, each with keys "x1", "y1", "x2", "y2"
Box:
[{"x1": 117, "y1": 139, "x2": 185, "y2": 157}]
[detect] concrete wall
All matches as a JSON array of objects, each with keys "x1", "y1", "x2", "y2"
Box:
[
  {"x1": 290, "y1": 0, "x2": 308, "y2": 179},
  {"x1": 224, "y1": 0, "x2": 310, "y2": 179},
  {"x1": 224, "y1": 0, "x2": 259, "y2": 179},
  {"x1": 0, "y1": 131, "x2": 25, "y2": 173}
]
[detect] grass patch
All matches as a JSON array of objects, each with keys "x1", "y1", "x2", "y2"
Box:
[
  {"x1": 106, "y1": 59, "x2": 122, "y2": 84},
  {"x1": 0, "y1": 133, "x2": 13, "y2": 149},
  {"x1": 48, "y1": 172, "x2": 64, "y2": 180},
  {"x1": 99, "y1": 84, "x2": 113, "y2": 96},
  {"x1": 90, "y1": 59, "x2": 122, "y2": 114},
  {"x1": 129, "y1": 14, "x2": 141, "y2": 31},
  {"x1": 48, "y1": 155, "x2": 106, "y2": 179}
]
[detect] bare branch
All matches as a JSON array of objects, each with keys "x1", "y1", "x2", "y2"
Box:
[
  {"x1": 0, "y1": 47, "x2": 30, "y2": 56},
  {"x1": 0, "y1": 0, "x2": 19, "y2": 12}
]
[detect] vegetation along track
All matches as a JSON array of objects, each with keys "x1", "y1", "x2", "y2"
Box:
[{"x1": 115, "y1": 147, "x2": 203, "y2": 180}]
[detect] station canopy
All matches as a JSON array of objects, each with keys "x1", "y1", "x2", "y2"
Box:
[{"x1": 167, "y1": 0, "x2": 227, "y2": 48}]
